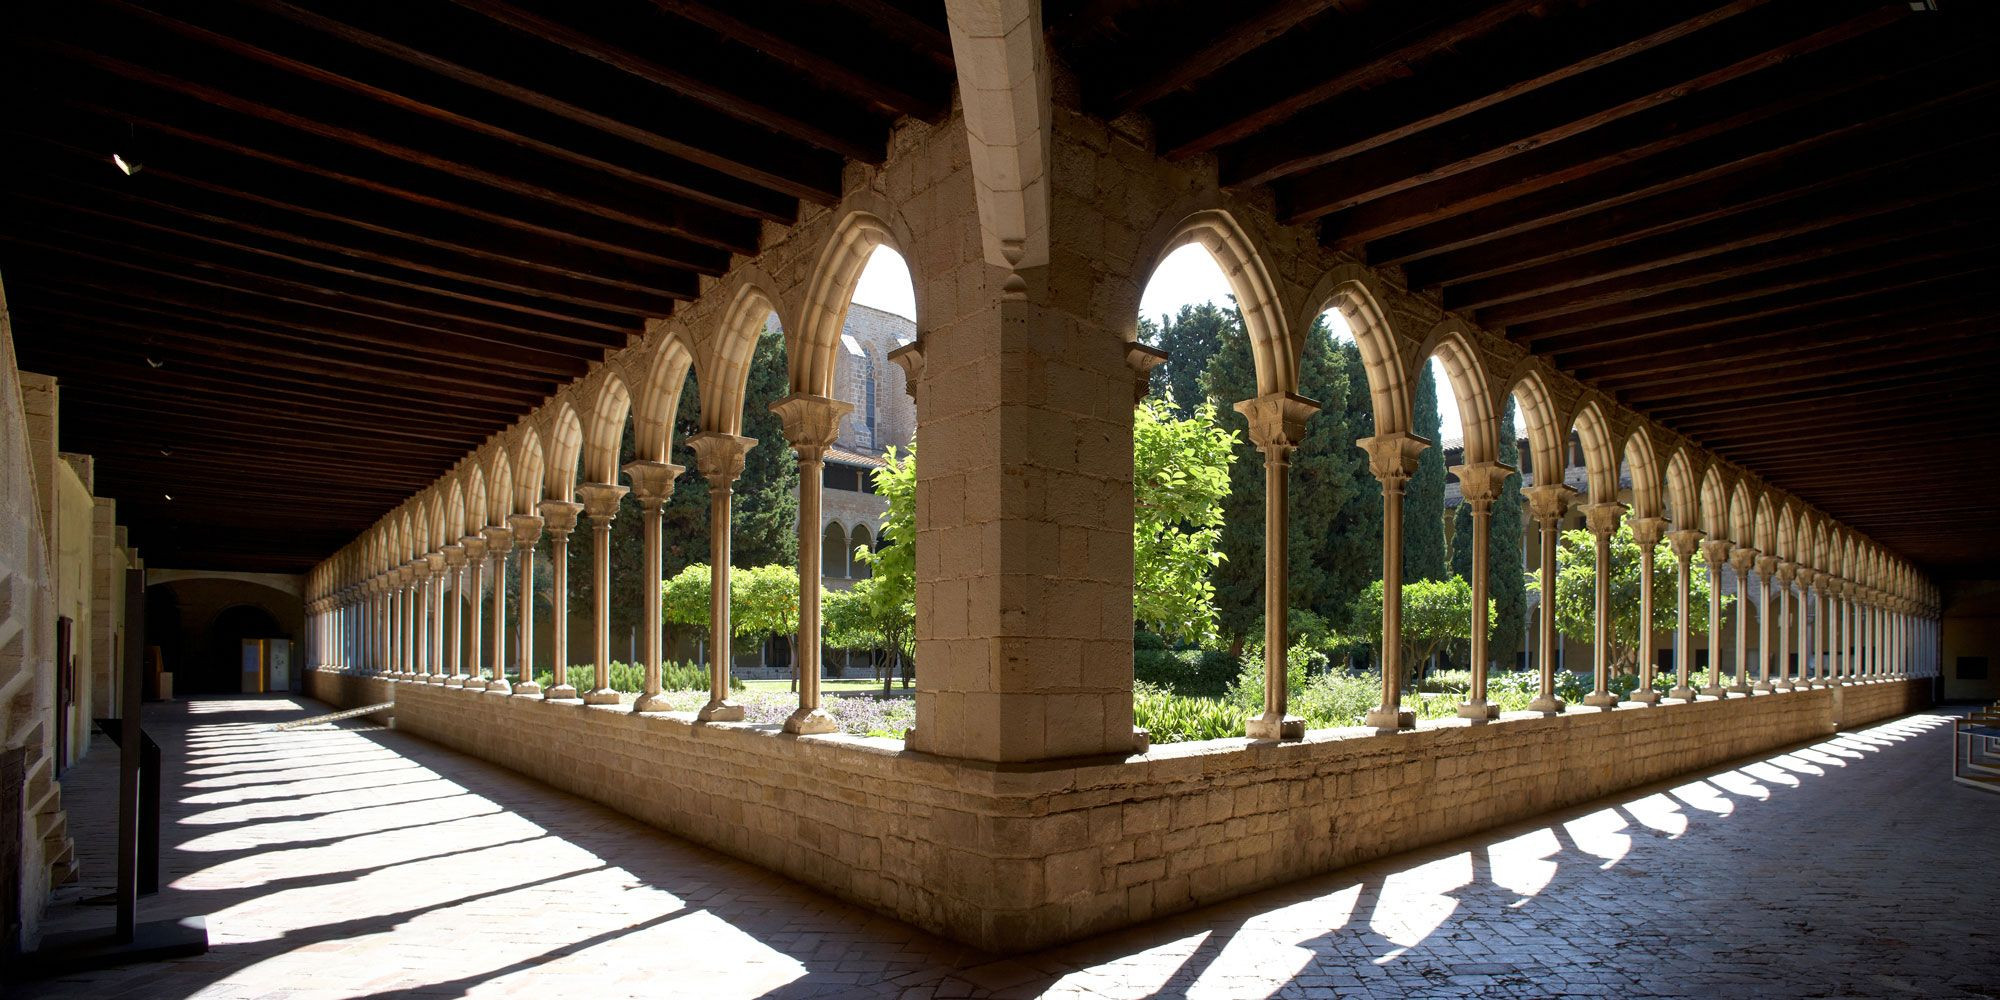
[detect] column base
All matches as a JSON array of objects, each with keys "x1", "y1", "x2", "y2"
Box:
[
  {"x1": 1728, "y1": 683, "x2": 1752, "y2": 695},
  {"x1": 1457, "y1": 700, "x2": 1499, "y2": 721},
  {"x1": 1527, "y1": 696, "x2": 1566, "y2": 716},
  {"x1": 1247, "y1": 713, "x2": 1306, "y2": 740},
  {"x1": 783, "y1": 707, "x2": 839, "y2": 735},
  {"x1": 511, "y1": 681, "x2": 542, "y2": 697},
  {"x1": 485, "y1": 679, "x2": 513, "y2": 695},
  {"x1": 1626, "y1": 689, "x2": 1662, "y2": 706},
  {"x1": 1753, "y1": 680, "x2": 1775, "y2": 693},
  {"x1": 545, "y1": 684, "x2": 580, "y2": 702},
  {"x1": 633, "y1": 692, "x2": 675, "y2": 713},
  {"x1": 1361, "y1": 708, "x2": 1414, "y2": 733},
  {"x1": 1582, "y1": 692, "x2": 1621, "y2": 709},
  {"x1": 429, "y1": 673, "x2": 450, "y2": 685},
  {"x1": 697, "y1": 698, "x2": 746, "y2": 722},
  {"x1": 1702, "y1": 685, "x2": 1726, "y2": 699},
  {"x1": 1666, "y1": 686, "x2": 1697, "y2": 702},
  {"x1": 581, "y1": 688, "x2": 620, "y2": 706}
]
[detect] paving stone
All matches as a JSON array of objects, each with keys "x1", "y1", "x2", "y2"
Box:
[{"x1": 16, "y1": 698, "x2": 2000, "y2": 999}]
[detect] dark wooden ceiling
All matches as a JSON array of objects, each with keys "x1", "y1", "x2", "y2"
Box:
[
  {"x1": 0, "y1": 0, "x2": 952, "y2": 573},
  {"x1": 1055, "y1": 0, "x2": 2000, "y2": 581}
]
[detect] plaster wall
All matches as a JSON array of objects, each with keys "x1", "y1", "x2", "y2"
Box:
[
  {"x1": 1941, "y1": 579, "x2": 2000, "y2": 702},
  {"x1": 312, "y1": 671, "x2": 1930, "y2": 952}
]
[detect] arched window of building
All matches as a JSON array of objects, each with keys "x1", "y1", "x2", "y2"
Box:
[
  {"x1": 850, "y1": 524, "x2": 874, "y2": 579},
  {"x1": 823, "y1": 522, "x2": 848, "y2": 579}
]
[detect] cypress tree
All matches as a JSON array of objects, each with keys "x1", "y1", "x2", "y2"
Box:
[
  {"x1": 1490, "y1": 399, "x2": 1528, "y2": 667},
  {"x1": 1201, "y1": 307, "x2": 1263, "y2": 654},
  {"x1": 1331, "y1": 338, "x2": 1383, "y2": 635},
  {"x1": 1286, "y1": 317, "x2": 1351, "y2": 621},
  {"x1": 1145, "y1": 303, "x2": 1231, "y2": 419},
  {"x1": 1403, "y1": 361, "x2": 1449, "y2": 582}
]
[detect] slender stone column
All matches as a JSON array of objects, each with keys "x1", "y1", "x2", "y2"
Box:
[
  {"x1": 1666, "y1": 530, "x2": 1703, "y2": 700},
  {"x1": 576, "y1": 483, "x2": 630, "y2": 707},
  {"x1": 687, "y1": 432, "x2": 756, "y2": 723},
  {"x1": 1753, "y1": 555, "x2": 1776, "y2": 691},
  {"x1": 1699, "y1": 540, "x2": 1732, "y2": 697},
  {"x1": 1580, "y1": 501, "x2": 1626, "y2": 710},
  {"x1": 460, "y1": 536, "x2": 486, "y2": 688},
  {"x1": 1230, "y1": 393, "x2": 1321, "y2": 739},
  {"x1": 1727, "y1": 546, "x2": 1756, "y2": 694},
  {"x1": 1361, "y1": 430, "x2": 1427, "y2": 732},
  {"x1": 772, "y1": 394, "x2": 851, "y2": 734},
  {"x1": 483, "y1": 526, "x2": 514, "y2": 693},
  {"x1": 1803, "y1": 572, "x2": 1819, "y2": 688},
  {"x1": 1834, "y1": 583, "x2": 1850, "y2": 683},
  {"x1": 403, "y1": 565, "x2": 421, "y2": 680},
  {"x1": 625, "y1": 461, "x2": 685, "y2": 714},
  {"x1": 1524, "y1": 483, "x2": 1576, "y2": 715},
  {"x1": 509, "y1": 514, "x2": 545, "y2": 695},
  {"x1": 1452, "y1": 463, "x2": 1514, "y2": 720},
  {"x1": 537, "y1": 501, "x2": 584, "y2": 702},
  {"x1": 427, "y1": 552, "x2": 449, "y2": 683},
  {"x1": 443, "y1": 545, "x2": 466, "y2": 684},
  {"x1": 1773, "y1": 562, "x2": 1794, "y2": 690},
  {"x1": 1628, "y1": 517, "x2": 1668, "y2": 705}
]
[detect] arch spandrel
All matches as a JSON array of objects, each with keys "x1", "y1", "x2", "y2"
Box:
[
  {"x1": 511, "y1": 421, "x2": 548, "y2": 512},
  {"x1": 443, "y1": 481, "x2": 466, "y2": 545},
  {"x1": 535, "y1": 398, "x2": 585, "y2": 503},
  {"x1": 629, "y1": 328, "x2": 696, "y2": 464},
  {"x1": 1299, "y1": 262, "x2": 1408, "y2": 434},
  {"x1": 697, "y1": 280, "x2": 785, "y2": 436},
  {"x1": 579, "y1": 368, "x2": 634, "y2": 485},
  {"x1": 1663, "y1": 446, "x2": 1699, "y2": 529},
  {"x1": 1697, "y1": 463, "x2": 1732, "y2": 540},
  {"x1": 1622, "y1": 429, "x2": 1665, "y2": 521},
  {"x1": 1727, "y1": 479, "x2": 1755, "y2": 550},
  {"x1": 1775, "y1": 503, "x2": 1797, "y2": 562},
  {"x1": 1753, "y1": 494, "x2": 1776, "y2": 554}
]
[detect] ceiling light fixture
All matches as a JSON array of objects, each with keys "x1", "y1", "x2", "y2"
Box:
[
  {"x1": 146, "y1": 356, "x2": 164, "y2": 368},
  {"x1": 163, "y1": 493, "x2": 172, "y2": 501},
  {"x1": 112, "y1": 152, "x2": 142, "y2": 176}
]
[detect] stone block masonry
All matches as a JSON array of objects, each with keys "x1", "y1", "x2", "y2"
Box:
[{"x1": 311, "y1": 671, "x2": 1930, "y2": 952}]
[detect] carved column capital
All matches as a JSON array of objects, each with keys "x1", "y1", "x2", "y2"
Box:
[
  {"x1": 1629, "y1": 516, "x2": 1670, "y2": 549},
  {"x1": 507, "y1": 512, "x2": 544, "y2": 548},
  {"x1": 1449, "y1": 461, "x2": 1515, "y2": 512},
  {"x1": 1523, "y1": 482, "x2": 1576, "y2": 525},
  {"x1": 622, "y1": 459, "x2": 685, "y2": 509},
  {"x1": 483, "y1": 524, "x2": 516, "y2": 555},
  {"x1": 1727, "y1": 545, "x2": 1758, "y2": 574},
  {"x1": 1579, "y1": 500, "x2": 1627, "y2": 538},
  {"x1": 686, "y1": 432, "x2": 757, "y2": 486},
  {"x1": 887, "y1": 340, "x2": 924, "y2": 402},
  {"x1": 1236, "y1": 392, "x2": 1322, "y2": 457},
  {"x1": 1773, "y1": 560, "x2": 1796, "y2": 585},
  {"x1": 537, "y1": 499, "x2": 584, "y2": 540},
  {"x1": 1698, "y1": 538, "x2": 1734, "y2": 568},
  {"x1": 1357, "y1": 428, "x2": 1429, "y2": 487},
  {"x1": 770, "y1": 392, "x2": 853, "y2": 460},
  {"x1": 1125, "y1": 342, "x2": 1168, "y2": 403},
  {"x1": 576, "y1": 482, "x2": 629, "y2": 524},
  {"x1": 442, "y1": 544, "x2": 466, "y2": 568},
  {"x1": 459, "y1": 535, "x2": 487, "y2": 562},
  {"x1": 1754, "y1": 554, "x2": 1777, "y2": 578}
]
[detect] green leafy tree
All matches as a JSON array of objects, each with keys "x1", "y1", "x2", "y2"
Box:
[
  {"x1": 1404, "y1": 361, "x2": 1448, "y2": 583},
  {"x1": 659, "y1": 320, "x2": 798, "y2": 581},
  {"x1": 856, "y1": 442, "x2": 916, "y2": 681},
  {"x1": 734, "y1": 563, "x2": 802, "y2": 689},
  {"x1": 662, "y1": 562, "x2": 713, "y2": 655},
  {"x1": 1449, "y1": 399, "x2": 1527, "y2": 669},
  {"x1": 1529, "y1": 525, "x2": 1730, "y2": 676},
  {"x1": 1348, "y1": 576, "x2": 1490, "y2": 691},
  {"x1": 825, "y1": 575, "x2": 916, "y2": 692},
  {"x1": 1141, "y1": 303, "x2": 1231, "y2": 419},
  {"x1": 1133, "y1": 398, "x2": 1235, "y2": 645}
]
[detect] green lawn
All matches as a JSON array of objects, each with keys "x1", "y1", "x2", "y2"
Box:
[{"x1": 740, "y1": 677, "x2": 908, "y2": 694}]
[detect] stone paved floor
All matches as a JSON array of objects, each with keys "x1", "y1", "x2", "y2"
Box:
[{"x1": 18, "y1": 696, "x2": 1999, "y2": 999}]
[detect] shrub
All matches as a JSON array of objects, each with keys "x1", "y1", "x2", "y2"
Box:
[
  {"x1": 1135, "y1": 648, "x2": 1242, "y2": 698},
  {"x1": 532, "y1": 660, "x2": 741, "y2": 694},
  {"x1": 1133, "y1": 681, "x2": 1242, "y2": 743}
]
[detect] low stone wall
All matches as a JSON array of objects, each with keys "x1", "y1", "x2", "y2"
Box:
[
  {"x1": 308, "y1": 670, "x2": 1929, "y2": 952},
  {"x1": 302, "y1": 670, "x2": 394, "y2": 726}
]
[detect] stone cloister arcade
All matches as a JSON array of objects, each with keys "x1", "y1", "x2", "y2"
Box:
[{"x1": 9, "y1": 0, "x2": 1986, "y2": 966}]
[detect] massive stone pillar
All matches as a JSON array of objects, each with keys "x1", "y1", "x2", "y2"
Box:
[
  {"x1": 686, "y1": 432, "x2": 754, "y2": 723},
  {"x1": 576, "y1": 483, "x2": 630, "y2": 707},
  {"x1": 1524, "y1": 483, "x2": 1575, "y2": 715},
  {"x1": 1699, "y1": 540, "x2": 1732, "y2": 697},
  {"x1": 1628, "y1": 517, "x2": 1668, "y2": 705},
  {"x1": 1753, "y1": 555, "x2": 1776, "y2": 692},
  {"x1": 537, "y1": 500, "x2": 584, "y2": 702},
  {"x1": 483, "y1": 526, "x2": 514, "y2": 693},
  {"x1": 624, "y1": 460, "x2": 684, "y2": 714},
  {"x1": 1727, "y1": 546, "x2": 1756, "y2": 695},
  {"x1": 1453, "y1": 463, "x2": 1514, "y2": 720},
  {"x1": 1235, "y1": 393, "x2": 1319, "y2": 740},
  {"x1": 460, "y1": 536, "x2": 486, "y2": 687},
  {"x1": 1360, "y1": 431, "x2": 1425, "y2": 733},
  {"x1": 1580, "y1": 501, "x2": 1626, "y2": 710},
  {"x1": 773, "y1": 394, "x2": 850, "y2": 735},
  {"x1": 509, "y1": 513, "x2": 545, "y2": 697}
]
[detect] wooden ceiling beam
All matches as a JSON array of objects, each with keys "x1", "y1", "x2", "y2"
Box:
[
  {"x1": 1477, "y1": 206, "x2": 1982, "y2": 328},
  {"x1": 1165, "y1": 0, "x2": 1561, "y2": 160},
  {"x1": 1616, "y1": 340, "x2": 1998, "y2": 406},
  {"x1": 1102, "y1": 0, "x2": 1342, "y2": 118},
  {"x1": 1349, "y1": 52, "x2": 1995, "y2": 260},
  {"x1": 1580, "y1": 315, "x2": 1992, "y2": 389},
  {"x1": 63, "y1": 390, "x2": 486, "y2": 449},
  {"x1": 1278, "y1": 1, "x2": 1902, "y2": 224},
  {"x1": 87, "y1": 0, "x2": 798, "y2": 224},
  {"x1": 647, "y1": 0, "x2": 948, "y2": 121},
  {"x1": 450, "y1": 0, "x2": 887, "y2": 162}
]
